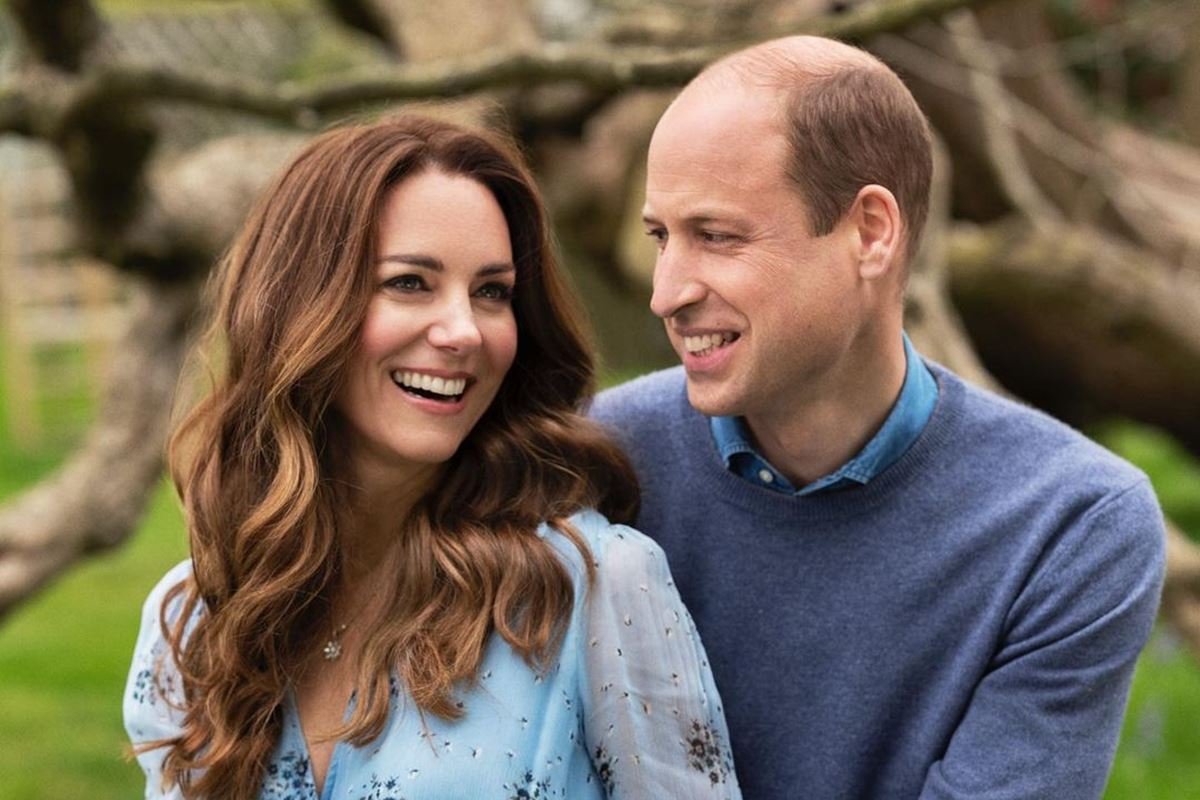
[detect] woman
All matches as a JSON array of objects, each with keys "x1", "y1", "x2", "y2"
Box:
[{"x1": 124, "y1": 115, "x2": 740, "y2": 800}]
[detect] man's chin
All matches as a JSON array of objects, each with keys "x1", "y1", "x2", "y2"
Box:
[{"x1": 684, "y1": 381, "x2": 743, "y2": 418}]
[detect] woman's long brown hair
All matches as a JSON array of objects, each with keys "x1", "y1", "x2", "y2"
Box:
[{"x1": 153, "y1": 115, "x2": 638, "y2": 799}]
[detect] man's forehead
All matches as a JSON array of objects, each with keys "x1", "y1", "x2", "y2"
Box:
[
  {"x1": 651, "y1": 81, "x2": 782, "y2": 151},
  {"x1": 646, "y1": 84, "x2": 789, "y2": 204}
]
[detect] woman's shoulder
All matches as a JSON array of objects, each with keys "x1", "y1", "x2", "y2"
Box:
[
  {"x1": 126, "y1": 560, "x2": 196, "y2": 727},
  {"x1": 141, "y1": 559, "x2": 195, "y2": 617},
  {"x1": 150, "y1": 559, "x2": 194, "y2": 593},
  {"x1": 133, "y1": 559, "x2": 199, "y2": 653},
  {"x1": 539, "y1": 509, "x2": 670, "y2": 589}
]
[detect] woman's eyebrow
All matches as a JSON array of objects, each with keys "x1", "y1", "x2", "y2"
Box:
[
  {"x1": 379, "y1": 253, "x2": 442, "y2": 270},
  {"x1": 379, "y1": 254, "x2": 515, "y2": 276}
]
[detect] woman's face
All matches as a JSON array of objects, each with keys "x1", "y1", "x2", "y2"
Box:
[{"x1": 333, "y1": 168, "x2": 518, "y2": 488}]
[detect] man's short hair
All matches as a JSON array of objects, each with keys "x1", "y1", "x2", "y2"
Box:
[{"x1": 720, "y1": 40, "x2": 934, "y2": 264}]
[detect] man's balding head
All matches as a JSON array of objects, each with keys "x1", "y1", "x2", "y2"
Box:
[{"x1": 680, "y1": 36, "x2": 933, "y2": 266}]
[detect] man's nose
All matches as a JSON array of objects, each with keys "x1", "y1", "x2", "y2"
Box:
[
  {"x1": 428, "y1": 296, "x2": 483, "y2": 352},
  {"x1": 649, "y1": 243, "x2": 705, "y2": 320}
]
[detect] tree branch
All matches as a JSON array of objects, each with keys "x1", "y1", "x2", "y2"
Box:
[
  {"x1": 0, "y1": 85, "x2": 34, "y2": 137},
  {"x1": 817, "y1": 0, "x2": 1002, "y2": 41},
  {"x1": 875, "y1": 1, "x2": 1200, "y2": 266},
  {"x1": 4, "y1": 0, "x2": 1001, "y2": 135},
  {"x1": 947, "y1": 219, "x2": 1200, "y2": 454},
  {"x1": 904, "y1": 134, "x2": 999, "y2": 387},
  {"x1": 0, "y1": 277, "x2": 198, "y2": 620},
  {"x1": 319, "y1": 0, "x2": 405, "y2": 57},
  {"x1": 8, "y1": 0, "x2": 105, "y2": 73},
  {"x1": 943, "y1": 11, "x2": 1063, "y2": 227}
]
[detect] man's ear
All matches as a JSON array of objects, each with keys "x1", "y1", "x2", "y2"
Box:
[{"x1": 849, "y1": 185, "x2": 902, "y2": 281}]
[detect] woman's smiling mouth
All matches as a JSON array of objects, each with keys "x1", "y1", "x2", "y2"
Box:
[{"x1": 390, "y1": 370, "x2": 470, "y2": 403}]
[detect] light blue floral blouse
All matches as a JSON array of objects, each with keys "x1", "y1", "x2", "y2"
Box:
[{"x1": 124, "y1": 510, "x2": 741, "y2": 799}]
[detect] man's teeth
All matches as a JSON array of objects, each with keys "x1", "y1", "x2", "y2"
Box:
[
  {"x1": 391, "y1": 371, "x2": 467, "y2": 397},
  {"x1": 683, "y1": 332, "x2": 737, "y2": 355}
]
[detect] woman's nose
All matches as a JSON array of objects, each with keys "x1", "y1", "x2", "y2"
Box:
[{"x1": 427, "y1": 295, "x2": 483, "y2": 352}]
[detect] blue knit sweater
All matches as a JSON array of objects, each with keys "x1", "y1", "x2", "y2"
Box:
[{"x1": 591, "y1": 363, "x2": 1165, "y2": 799}]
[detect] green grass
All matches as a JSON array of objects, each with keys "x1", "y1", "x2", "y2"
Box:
[
  {"x1": 0, "y1": 482, "x2": 188, "y2": 798},
  {"x1": 1109, "y1": 629, "x2": 1200, "y2": 799},
  {"x1": 1094, "y1": 421, "x2": 1200, "y2": 798},
  {"x1": 0, "y1": 339, "x2": 189, "y2": 797}
]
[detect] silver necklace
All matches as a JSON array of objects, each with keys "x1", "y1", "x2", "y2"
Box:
[{"x1": 323, "y1": 622, "x2": 349, "y2": 661}]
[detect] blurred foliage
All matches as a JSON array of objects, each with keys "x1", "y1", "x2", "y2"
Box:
[
  {"x1": 1094, "y1": 419, "x2": 1200, "y2": 541},
  {"x1": 1109, "y1": 628, "x2": 1200, "y2": 799},
  {"x1": 1046, "y1": 0, "x2": 1191, "y2": 126},
  {"x1": 96, "y1": 0, "x2": 312, "y2": 14}
]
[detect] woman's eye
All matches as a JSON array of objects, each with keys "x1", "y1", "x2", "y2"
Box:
[
  {"x1": 385, "y1": 274, "x2": 426, "y2": 292},
  {"x1": 476, "y1": 282, "x2": 514, "y2": 302}
]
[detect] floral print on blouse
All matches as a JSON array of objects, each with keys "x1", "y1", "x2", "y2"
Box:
[{"x1": 124, "y1": 510, "x2": 741, "y2": 800}]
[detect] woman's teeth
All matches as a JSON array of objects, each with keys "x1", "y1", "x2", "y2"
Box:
[{"x1": 391, "y1": 371, "x2": 467, "y2": 400}]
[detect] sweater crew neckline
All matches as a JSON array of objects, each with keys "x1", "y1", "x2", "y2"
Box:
[{"x1": 682, "y1": 361, "x2": 965, "y2": 522}]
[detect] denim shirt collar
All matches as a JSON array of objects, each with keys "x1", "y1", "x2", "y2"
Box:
[{"x1": 709, "y1": 333, "x2": 938, "y2": 495}]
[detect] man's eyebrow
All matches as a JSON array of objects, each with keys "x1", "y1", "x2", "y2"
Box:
[
  {"x1": 379, "y1": 254, "x2": 515, "y2": 276},
  {"x1": 685, "y1": 214, "x2": 728, "y2": 226},
  {"x1": 641, "y1": 212, "x2": 744, "y2": 227}
]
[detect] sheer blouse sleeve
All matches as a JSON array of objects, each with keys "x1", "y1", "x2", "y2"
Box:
[
  {"x1": 123, "y1": 560, "x2": 196, "y2": 800},
  {"x1": 577, "y1": 521, "x2": 741, "y2": 800}
]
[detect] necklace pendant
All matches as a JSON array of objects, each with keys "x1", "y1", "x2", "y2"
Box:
[{"x1": 322, "y1": 638, "x2": 343, "y2": 661}]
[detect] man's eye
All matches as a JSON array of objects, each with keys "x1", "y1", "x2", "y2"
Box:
[
  {"x1": 700, "y1": 230, "x2": 735, "y2": 245},
  {"x1": 385, "y1": 274, "x2": 426, "y2": 292},
  {"x1": 476, "y1": 282, "x2": 514, "y2": 302},
  {"x1": 645, "y1": 228, "x2": 667, "y2": 245}
]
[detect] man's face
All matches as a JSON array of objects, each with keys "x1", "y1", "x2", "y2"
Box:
[{"x1": 643, "y1": 82, "x2": 868, "y2": 424}]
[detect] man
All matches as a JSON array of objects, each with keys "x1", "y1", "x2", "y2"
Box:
[{"x1": 591, "y1": 35, "x2": 1165, "y2": 798}]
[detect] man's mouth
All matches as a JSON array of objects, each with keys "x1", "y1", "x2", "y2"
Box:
[
  {"x1": 682, "y1": 332, "x2": 739, "y2": 358},
  {"x1": 390, "y1": 370, "x2": 468, "y2": 403}
]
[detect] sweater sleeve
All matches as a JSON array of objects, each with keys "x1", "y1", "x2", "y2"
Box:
[
  {"x1": 123, "y1": 560, "x2": 196, "y2": 800},
  {"x1": 918, "y1": 479, "x2": 1166, "y2": 799},
  {"x1": 577, "y1": 520, "x2": 742, "y2": 800}
]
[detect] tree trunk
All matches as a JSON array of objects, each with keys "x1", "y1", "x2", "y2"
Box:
[{"x1": 0, "y1": 278, "x2": 198, "y2": 620}]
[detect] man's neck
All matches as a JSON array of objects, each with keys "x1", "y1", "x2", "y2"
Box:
[{"x1": 745, "y1": 333, "x2": 907, "y2": 489}]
